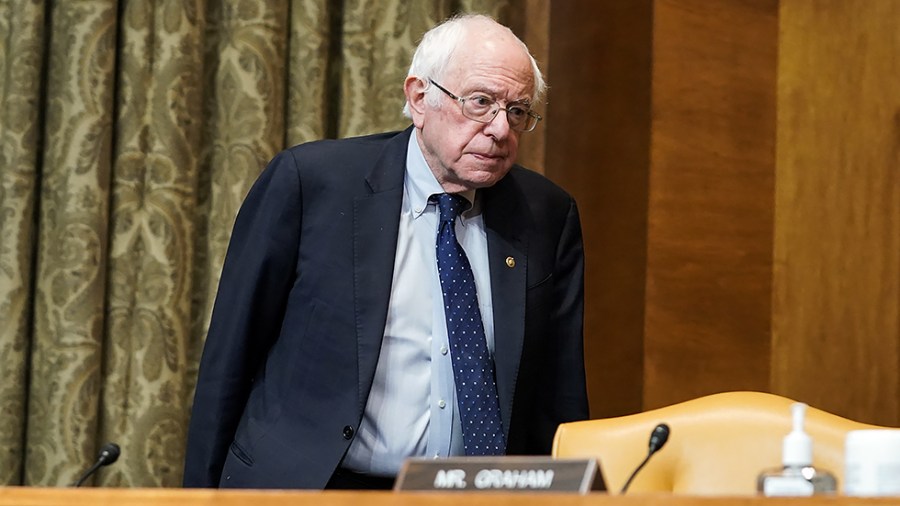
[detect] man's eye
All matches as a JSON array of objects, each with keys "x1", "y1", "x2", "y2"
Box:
[
  {"x1": 508, "y1": 106, "x2": 529, "y2": 119},
  {"x1": 469, "y1": 95, "x2": 494, "y2": 108}
]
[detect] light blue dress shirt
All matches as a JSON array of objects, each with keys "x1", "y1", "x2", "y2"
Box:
[{"x1": 342, "y1": 130, "x2": 495, "y2": 476}]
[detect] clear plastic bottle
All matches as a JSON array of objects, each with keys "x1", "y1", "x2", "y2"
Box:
[{"x1": 757, "y1": 402, "x2": 837, "y2": 496}]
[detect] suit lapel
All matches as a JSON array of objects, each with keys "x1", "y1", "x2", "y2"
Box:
[
  {"x1": 353, "y1": 128, "x2": 410, "y2": 412},
  {"x1": 482, "y1": 174, "x2": 529, "y2": 437}
]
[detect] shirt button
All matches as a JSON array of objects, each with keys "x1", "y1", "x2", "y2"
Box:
[
  {"x1": 342, "y1": 425, "x2": 354, "y2": 440},
  {"x1": 440, "y1": 345, "x2": 448, "y2": 355},
  {"x1": 438, "y1": 399, "x2": 446, "y2": 409}
]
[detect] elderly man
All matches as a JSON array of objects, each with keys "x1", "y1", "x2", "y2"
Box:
[{"x1": 184, "y1": 13, "x2": 588, "y2": 490}]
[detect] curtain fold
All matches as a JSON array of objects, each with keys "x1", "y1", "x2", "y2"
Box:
[
  {"x1": 286, "y1": 0, "x2": 331, "y2": 144},
  {"x1": 0, "y1": 0, "x2": 518, "y2": 487},
  {"x1": 25, "y1": 0, "x2": 119, "y2": 485},
  {"x1": 98, "y1": 0, "x2": 206, "y2": 486},
  {"x1": 0, "y1": 0, "x2": 47, "y2": 486}
]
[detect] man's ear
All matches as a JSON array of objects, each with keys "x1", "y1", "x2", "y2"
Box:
[{"x1": 404, "y1": 76, "x2": 428, "y2": 128}]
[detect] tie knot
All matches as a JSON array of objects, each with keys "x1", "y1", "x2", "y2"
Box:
[{"x1": 435, "y1": 193, "x2": 468, "y2": 223}]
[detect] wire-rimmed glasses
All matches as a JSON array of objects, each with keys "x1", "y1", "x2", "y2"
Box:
[{"x1": 429, "y1": 79, "x2": 542, "y2": 132}]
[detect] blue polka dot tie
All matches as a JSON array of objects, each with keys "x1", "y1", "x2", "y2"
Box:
[{"x1": 434, "y1": 193, "x2": 506, "y2": 456}]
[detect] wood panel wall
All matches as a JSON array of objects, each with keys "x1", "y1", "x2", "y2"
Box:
[
  {"x1": 544, "y1": 0, "x2": 899, "y2": 424},
  {"x1": 643, "y1": 0, "x2": 778, "y2": 409},
  {"x1": 546, "y1": 0, "x2": 653, "y2": 418},
  {"x1": 771, "y1": 0, "x2": 900, "y2": 426},
  {"x1": 507, "y1": 0, "x2": 549, "y2": 174}
]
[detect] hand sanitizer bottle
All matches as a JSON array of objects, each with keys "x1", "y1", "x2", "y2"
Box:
[{"x1": 757, "y1": 402, "x2": 837, "y2": 496}]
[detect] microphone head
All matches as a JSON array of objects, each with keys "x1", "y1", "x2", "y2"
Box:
[
  {"x1": 98, "y1": 442, "x2": 121, "y2": 465},
  {"x1": 648, "y1": 423, "x2": 670, "y2": 453}
]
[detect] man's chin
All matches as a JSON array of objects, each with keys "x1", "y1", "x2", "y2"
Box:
[{"x1": 467, "y1": 167, "x2": 511, "y2": 188}]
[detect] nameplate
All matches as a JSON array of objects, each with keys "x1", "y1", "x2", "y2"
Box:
[{"x1": 394, "y1": 456, "x2": 606, "y2": 494}]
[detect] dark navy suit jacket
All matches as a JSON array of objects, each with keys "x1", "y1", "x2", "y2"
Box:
[{"x1": 183, "y1": 127, "x2": 588, "y2": 489}]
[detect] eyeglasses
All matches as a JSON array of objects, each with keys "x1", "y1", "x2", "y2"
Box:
[{"x1": 429, "y1": 79, "x2": 542, "y2": 133}]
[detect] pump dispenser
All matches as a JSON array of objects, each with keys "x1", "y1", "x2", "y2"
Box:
[
  {"x1": 757, "y1": 402, "x2": 837, "y2": 496},
  {"x1": 783, "y1": 402, "x2": 813, "y2": 467}
]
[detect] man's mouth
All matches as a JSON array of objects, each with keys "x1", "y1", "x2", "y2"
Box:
[{"x1": 470, "y1": 152, "x2": 504, "y2": 160}]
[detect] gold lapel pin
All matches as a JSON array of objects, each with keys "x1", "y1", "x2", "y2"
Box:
[{"x1": 505, "y1": 256, "x2": 516, "y2": 268}]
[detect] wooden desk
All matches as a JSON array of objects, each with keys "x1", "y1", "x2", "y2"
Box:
[{"x1": 2, "y1": 488, "x2": 899, "y2": 506}]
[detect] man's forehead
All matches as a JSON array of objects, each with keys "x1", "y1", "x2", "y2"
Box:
[
  {"x1": 448, "y1": 69, "x2": 533, "y2": 95},
  {"x1": 459, "y1": 80, "x2": 533, "y2": 101},
  {"x1": 444, "y1": 57, "x2": 533, "y2": 91}
]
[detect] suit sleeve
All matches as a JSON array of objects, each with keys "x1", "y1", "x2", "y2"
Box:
[
  {"x1": 545, "y1": 197, "x2": 589, "y2": 432},
  {"x1": 183, "y1": 151, "x2": 302, "y2": 487}
]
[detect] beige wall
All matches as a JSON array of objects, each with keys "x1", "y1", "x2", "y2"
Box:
[{"x1": 543, "y1": 0, "x2": 900, "y2": 424}]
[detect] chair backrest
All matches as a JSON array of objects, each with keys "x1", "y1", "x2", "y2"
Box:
[{"x1": 552, "y1": 391, "x2": 884, "y2": 495}]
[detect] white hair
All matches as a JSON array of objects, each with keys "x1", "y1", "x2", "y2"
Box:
[{"x1": 402, "y1": 14, "x2": 546, "y2": 118}]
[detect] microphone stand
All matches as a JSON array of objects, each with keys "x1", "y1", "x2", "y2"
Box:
[{"x1": 620, "y1": 424, "x2": 670, "y2": 494}]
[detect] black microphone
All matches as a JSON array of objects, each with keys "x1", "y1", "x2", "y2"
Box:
[
  {"x1": 620, "y1": 423, "x2": 670, "y2": 494},
  {"x1": 72, "y1": 442, "x2": 120, "y2": 487}
]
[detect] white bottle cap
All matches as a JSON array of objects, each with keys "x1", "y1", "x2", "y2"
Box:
[{"x1": 783, "y1": 402, "x2": 813, "y2": 467}]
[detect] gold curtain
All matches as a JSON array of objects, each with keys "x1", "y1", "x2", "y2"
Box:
[{"x1": 0, "y1": 0, "x2": 518, "y2": 487}]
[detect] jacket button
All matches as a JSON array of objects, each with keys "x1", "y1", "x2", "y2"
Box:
[{"x1": 342, "y1": 425, "x2": 354, "y2": 440}]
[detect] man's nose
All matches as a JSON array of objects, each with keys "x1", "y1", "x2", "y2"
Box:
[{"x1": 483, "y1": 108, "x2": 512, "y2": 139}]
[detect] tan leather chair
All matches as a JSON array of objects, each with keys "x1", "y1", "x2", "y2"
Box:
[{"x1": 552, "y1": 391, "x2": 884, "y2": 495}]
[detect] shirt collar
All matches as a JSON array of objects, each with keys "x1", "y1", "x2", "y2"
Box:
[{"x1": 405, "y1": 129, "x2": 478, "y2": 221}]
